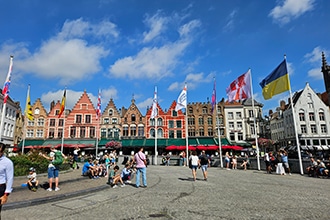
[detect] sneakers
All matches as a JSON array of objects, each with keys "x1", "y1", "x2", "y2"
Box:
[
  {"x1": 124, "y1": 180, "x2": 132, "y2": 184},
  {"x1": 112, "y1": 185, "x2": 118, "y2": 188},
  {"x1": 46, "y1": 188, "x2": 52, "y2": 192},
  {"x1": 121, "y1": 184, "x2": 126, "y2": 187},
  {"x1": 55, "y1": 187, "x2": 60, "y2": 191}
]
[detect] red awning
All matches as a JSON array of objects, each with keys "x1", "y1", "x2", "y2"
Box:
[{"x1": 222, "y1": 145, "x2": 244, "y2": 151}]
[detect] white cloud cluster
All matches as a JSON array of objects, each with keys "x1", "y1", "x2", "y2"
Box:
[
  {"x1": 305, "y1": 46, "x2": 328, "y2": 80},
  {"x1": 142, "y1": 11, "x2": 169, "y2": 43},
  {"x1": 269, "y1": 0, "x2": 315, "y2": 25}
]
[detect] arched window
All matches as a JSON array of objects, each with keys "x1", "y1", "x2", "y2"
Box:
[{"x1": 131, "y1": 114, "x2": 136, "y2": 122}]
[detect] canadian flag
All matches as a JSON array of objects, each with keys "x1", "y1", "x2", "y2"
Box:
[{"x1": 226, "y1": 70, "x2": 251, "y2": 102}]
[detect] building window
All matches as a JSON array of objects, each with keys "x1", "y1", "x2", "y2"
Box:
[
  {"x1": 150, "y1": 128, "x2": 155, "y2": 138},
  {"x1": 80, "y1": 127, "x2": 86, "y2": 138},
  {"x1": 112, "y1": 118, "x2": 118, "y2": 124},
  {"x1": 230, "y1": 132, "x2": 235, "y2": 141},
  {"x1": 28, "y1": 120, "x2": 34, "y2": 126},
  {"x1": 130, "y1": 126, "x2": 136, "y2": 136},
  {"x1": 229, "y1": 122, "x2": 234, "y2": 129},
  {"x1": 319, "y1": 111, "x2": 325, "y2": 121},
  {"x1": 157, "y1": 118, "x2": 163, "y2": 126},
  {"x1": 85, "y1": 115, "x2": 91, "y2": 123},
  {"x1": 58, "y1": 119, "x2": 64, "y2": 126},
  {"x1": 169, "y1": 120, "x2": 174, "y2": 128},
  {"x1": 150, "y1": 119, "x2": 155, "y2": 126},
  {"x1": 131, "y1": 114, "x2": 136, "y2": 122},
  {"x1": 27, "y1": 129, "x2": 34, "y2": 138},
  {"x1": 172, "y1": 110, "x2": 177, "y2": 117},
  {"x1": 57, "y1": 128, "x2": 62, "y2": 138},
  {"x1": 188, "y1": 117, "x2": 195, "y2": 125},
  {"x1": 104, "y1": 118, "x2": 109, "y2": 124},
  {"x1": 157, "y1": 128, "x2": 163, "y2": 138},
  {"x1": 249, "y1": 110, "x2": 254, "y2": 117},
  {"x1": 70, "y1": 127, "x2": 76, "y2": 138},
  {"x1": 188, "y1": 107, "x2": 193, "y2": 114},
  {"x1": 138, "y1": 126, "x2": 144, "y2": 137},
  {"x1": 202, "y1": 107, "x2": 207, "y2": 114},
  {"x1": 169, "y1": 130, "x2": 175, "y2": 138},
  {"x1": 37, "y1": 118, "x2": 44, "y2": 126},
  {"x1": 207, "y1": 117, "x2": 212, "y2": 125},
  {"x1": 123, "y1": 127, "x2": 128, "y2": 136},
  {"x1": 176, "y1": 120, "x2": 182, "y2": 128},
  {"x1": 321, "y1": 124, "x2": 327, "y2": 133},
  {"x1": 301, "y1": 125, "x2": 307, "y2": 134},
  {"x1": 188, "y1": 129, "x2": 195, "y2": 137},
  {"x1": 177, "y1": 130, "x2": 182, "y2": 138},
  {"x1": 198, "y1": 117, "x2": 204, "y2": 125},
  {"x1": 236, "y1": 112, "x2": 242, "y2": 119},
  {"x1": 238, "y1": 132, "x2": 243, "y2": 141},
  {"x1": 109, "y1": 109, "x2": 113, "y2": 116},
  {"x1": 76, "y1": 115, "x2": 82, "y2": 123},
  {"x1": 299, "y1": 112, "x2": 305, "y2": 121},
  {"x1": 101, "y1": 128, "x2": 106, "y2": 138},
  {"x1": 48, "y1": 128, "x2": 55, "y2": 138},
  {"x1": 90, "y1": 127, "x2": 95, "y2": 138},
  {"x1": 311, "y1": 124, "x2": 317, "y2": 133},
  {"x1": 228, "y1": 112, "x2": 233, "y2": 119},
  {"x1": 49, "y1": 119, "x2": 55, "y2": 127},
  {"x1": 208, "y1": 128, "x2": 213, "y2": 136},
  {"x1": 309, "y1": 113, "x2": 315, "y2": 121},
  {"x1": 36, "y1": 129, "x2": 43, "y2": 138},
  {"x1": 199, "y1": 128, "x2": 204, "y2": 136},
  {"x1": 237, "y1": 122, "x2": 242, "y2": 130}
]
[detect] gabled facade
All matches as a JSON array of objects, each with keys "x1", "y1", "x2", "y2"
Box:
[
  {"x1": 26, "y1": 98, "x2": 48, "y2": 139},
  {"x1": 145, "y1": 102, "x2": 166, "y2": 138},
  {"x1": 65, "y1": 91, "x2": 98, "y2": 139},
  {"x1": 187, "y1": 102, "x2": 214, "y2": 137},
  {"x1": 121, "y1": 98, "x2": 145, "y2": 139},
  {"x1": 100, "y1": 98, "x2": 121, "y2": 140},
  {"x1": 163, "y1": 101, "x2": 185, "y2": 138},
  {"x1": 46, "y1": 100, "x2": 65, "y2": 139}
]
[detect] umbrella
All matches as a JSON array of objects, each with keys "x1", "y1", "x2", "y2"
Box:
[
  {"x1": 222, "y1": 145, "x2": 244, "y2": 151},
  {"x1": 165, "y1": 145, "x2": 178, "y2": 151}
]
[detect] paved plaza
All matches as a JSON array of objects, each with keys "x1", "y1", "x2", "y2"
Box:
[{"x1": 2, "y1": 165, "x2": 330, "y2": 220}]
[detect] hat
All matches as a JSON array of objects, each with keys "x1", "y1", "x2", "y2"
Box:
[{"x1": 29, "y1": 167, "x2": 35, "y2": 172}]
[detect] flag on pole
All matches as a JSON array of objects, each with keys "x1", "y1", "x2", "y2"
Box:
[
  {"x1": 211, "y1": 78, "x2": 216, "y2": 113},
  {"x1": 25, "y1": 87, "x2": 33, "y2": 121},
  {"x1": 226, "y1": 70, "x2": 251, "y2": 102},
  {"x1": 259, "y1": 59, "x2": 290, "y2": 100},
  {"x1": 96, "y1": 90, "x2": 101, "y2": 119},
  {"x1": 2, "y1": 56, "x2": 13, "y2": 104},
  {"x1": 58, "y1": 89, "x2": 66, "y2": 118},
  {"x1": 175, "y1": 85, "x2": 187, "y2": 111},
  {"x1": 150, "y1": 87, "x2": 157, "y2": 119}
]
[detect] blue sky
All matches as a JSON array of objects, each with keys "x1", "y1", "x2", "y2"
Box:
[{"x1": 0, "y1": 0, "x2": 329, "y2": 116}]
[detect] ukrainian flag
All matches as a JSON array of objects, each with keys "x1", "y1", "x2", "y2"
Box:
[{"x1": 259, "y1": 59, "x2": 290, "y2": 100}]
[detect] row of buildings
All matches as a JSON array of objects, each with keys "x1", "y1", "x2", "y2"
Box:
[{"x1": 1, "y1": 53, "x2": 330, "y2": 155}]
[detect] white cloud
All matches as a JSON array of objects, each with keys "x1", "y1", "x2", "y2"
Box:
[
  {"x1": 178, "y1": 19, "x2": 202, "y2": 37},
  {"x1": 223, "y1": 9, "x2": 238, "y2": 32},
  {"x1": 142, "y1": 11, "x2": 169, "y2": 43},
  {"x1": 304, "y1": 46, "x2": 329, "y2": 80},
  {"x1": 168, "y1": 72, "x2": 213, "y2": 92},
  {"x1": 269, "y1": 0, "x2": 315, "y2": 25},
  {"x1": 308, "y1": 68, "x2": 322, "y2": 80},
  {"x1": 304, "y1": 46, "x2": 324, "y2": 64}
]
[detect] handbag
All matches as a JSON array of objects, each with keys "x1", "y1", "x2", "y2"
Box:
[{"x1": 137, "y1": 152, "x2": 147, "y2": 167}]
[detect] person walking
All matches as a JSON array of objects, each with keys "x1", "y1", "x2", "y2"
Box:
[
  {"x1": 73, "y1": 146, "x2": 80, "y2": 169},
  {"x1": 199, "y1": 150, "x2": 210, "y2": 181},
  {"x1": 281, "y1": 149, "x2": 291, "y2": 175},
  {"x1": 133, "y1": 147, "x2": 147, "y2": 188},
  {"x1": 0, "y1": 143, "x2": 14, "y2": 219},
  {"x1": 188, "y1": 151, "x2": 199, "y2": 181}
]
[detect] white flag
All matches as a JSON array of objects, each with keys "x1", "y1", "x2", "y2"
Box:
[
  {"x1": 150, "y1": 87, "x2": 157, "y2": 119},
  {"x1": 175, "y1": 85, "x2": 187, "y2": 111}
]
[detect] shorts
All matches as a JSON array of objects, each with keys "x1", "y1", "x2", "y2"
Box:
[
  {"x1": 283, "y1": 162, "x2": 289, "y2": 169},
  {"x1": 191, "y1": 165, "x2": 198, "y2": 170},
  {"x1": 201, "y1": 164, "x2": 208, "y2": 172},
  {"x1": 48, "y1": 166, "x2": 59, "y2": 179}
]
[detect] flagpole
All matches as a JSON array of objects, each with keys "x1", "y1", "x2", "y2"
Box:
[
  {"x1": 248, "y1": 69, "x2": 261, "y2": 170},
  {"x1": 0, "y1": 55, "x2": 13, "y2": 143},
  {"x1": 22, "y1": 84, "x2": 31, "y2": 154},
  {"x1": 95, "y1": 89, "x2": 101, "y2": 157},
  {"x1": 184, "y1": 83, "x2": 189, "y2": 166},
  {"x1": 212, "y1": 77, "x2": 223, "y2": 168},
  {"x1": 285, "y1": 56, "x2": 304, "y2": 175},
  {"x1": 154, "y1": 86, "x2": 158, "y2": 165}
]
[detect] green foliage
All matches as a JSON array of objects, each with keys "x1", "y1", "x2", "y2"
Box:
[{"x1": 9, "y1": 150, "x2": 70, "y2": 176}]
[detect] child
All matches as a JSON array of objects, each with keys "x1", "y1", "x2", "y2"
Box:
[
  {"x1": 121, "y1": 163, "x2": 132, "y2": 184},
  {"x1": 107, "y1": 165, "x2": 125, "y2": 188},
  {"x1": 231, "y1": 155, "x2": 237, "y2": 169},
  {"x1": 26, "y1": 167, "x2": 39, "y2": 192}
]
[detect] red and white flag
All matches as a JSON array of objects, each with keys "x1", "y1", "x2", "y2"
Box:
[
  {"x1": 2, "y1": 56, "x2": 13, "y2": 104},
  {"x1": 226, "y1": 70, "x2": 251, "y2": 102},
  {"x1": 96, "y1": 90, "x2": 101, "y2": 119}
]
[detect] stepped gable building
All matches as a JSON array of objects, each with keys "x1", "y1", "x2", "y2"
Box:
[
  {"x1": 321, "y1": 52, "x2": 330, "y2": 106},
  {"x1": 145, "y1": 102, "x2": 166, "y2": 138},
  {"x1": 46, "y1": 100, "x2": 65, "y2": 139},
  {"x1": 26, "y1": 98, "x2": 48, "y2": 139},
  {"x1": 100, "y1": 98, "x2": 121, "y2": 140},
  {"x1": 121, "y1": 98, "x2": 145, "y2": 139},
  {"x1": 162, "y1": 101, "x2": 186, "y2": 139},
  {"x1": 65, "y1": 90, "x2": 98, "y2": 140},
  {"x1": 13, "y1": 105, "x2": 24, "y2": 147}
]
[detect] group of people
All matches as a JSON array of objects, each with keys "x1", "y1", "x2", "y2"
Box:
[
  {"x1": 188, "y1": 150, "x2": 210, "y2": 181},
  {"x1": 224, "y1": 152, "x2": 250, "y2": 170},
  {"x1": 264, "y1": 149, "x2": 291, "y2": 175},
  {"x1": 306, "y1": 157, "x2": 329, "y2": 178}
]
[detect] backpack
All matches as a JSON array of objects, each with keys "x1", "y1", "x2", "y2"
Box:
[{"x1": 53, "y1": 151, "x2": 64, "y2": 166}]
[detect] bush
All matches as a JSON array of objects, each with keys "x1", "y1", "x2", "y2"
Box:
[{"x1": 9, "y1": 150, "x2": 70, "y2": 176}]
